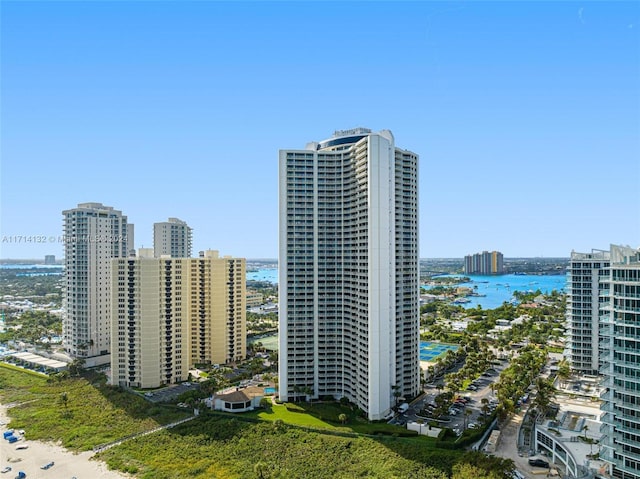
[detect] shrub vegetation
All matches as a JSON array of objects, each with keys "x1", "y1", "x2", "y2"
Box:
[
  {"x1": 0, "y1": 364, "x2": 190, "y2": 450},
  {"x1": 0, "y1": 365, "x2": 514, "y2": 479}
]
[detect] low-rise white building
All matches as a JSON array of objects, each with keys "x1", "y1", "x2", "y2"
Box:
[
  {"x1": 533, "y1": 401, "x2": 607, "y2": 479},
  {"x1": 208, "y1": 386, "x2": 264, "y2": 413}
]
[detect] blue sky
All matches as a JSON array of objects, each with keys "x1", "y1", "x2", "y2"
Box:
[{"x1": 1, "y1": 1, "x2": 639, "y2": 260}]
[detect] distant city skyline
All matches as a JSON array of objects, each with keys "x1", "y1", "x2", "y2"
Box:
[{"x1": 2, "y1": 2, "x2": 639, "y2": 259}]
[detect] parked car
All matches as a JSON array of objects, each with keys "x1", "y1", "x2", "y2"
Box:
[
  {"x1": 528, "y1": 459, "x2": 549, "y2": 468},
  {"x1": 15, "y1": 445, "x2": 28, "y2": 450},
  {"x1": 1, "y1": 467, "x2": 11, "y2": 474},
  {"x1": 40, "y1": 461, "x2": 54, "y2": 470}
]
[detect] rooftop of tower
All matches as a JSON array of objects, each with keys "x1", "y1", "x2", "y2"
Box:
[
  {"x1": 332, "y1": 127, "x2": 372, "y2": 137},
  {"x1": 306, "y1": 128, "x2": 394, "y2": 151}
]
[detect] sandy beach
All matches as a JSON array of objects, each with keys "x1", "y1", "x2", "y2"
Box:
[{"x1": 0, "y1": 404, "x2": 130, "y2": 479}]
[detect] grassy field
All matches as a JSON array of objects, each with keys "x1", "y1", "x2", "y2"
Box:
[
  {"x1": 246, "y1": 401, "x2": 420, "y2": 436},
  {"x1": 249, "y1": 402, "x2": 337, "y2": 428},
  {"x1": 0, "y1": 364, "x2": 191, "y2": 450}
]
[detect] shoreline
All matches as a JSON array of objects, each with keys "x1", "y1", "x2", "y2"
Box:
[{"x1": 0, "y1": 403, "x2": 130, "y2": 479}]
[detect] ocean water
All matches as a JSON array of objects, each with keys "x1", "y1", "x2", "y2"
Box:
[
  {"x1": 0, "y1": 264, "x2": 62, "y2": 269},
  {"x1": 245, "y1": 269, "x2": 567, "y2": 309},
  {"x1": 426, "y1": 273, "x2": 567, "y2": 309},
  {"x1": 247, "y1": 268, "x2": 278, "y2": 284}
]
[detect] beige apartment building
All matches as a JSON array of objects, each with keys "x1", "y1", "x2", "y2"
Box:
[
  {"x1": 111, "y1": 250, "x2": 246, "y2": 389},
  {"x1": 189, "y1": 250, "x2": 246, "y2": 367},
  {"x1": 246, "y1": 290, "x2": 264, "y2": 309}
]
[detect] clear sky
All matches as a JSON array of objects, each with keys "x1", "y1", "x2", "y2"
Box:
[{"x1": 1, "y1": 1, "x2": 639, "y2": 260}]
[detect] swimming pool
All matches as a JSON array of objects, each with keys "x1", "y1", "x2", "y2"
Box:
[
  {"x1": 420, "y1": 342, "x2": 458, "y2": 362},
  {"x1": 264, "y1": 387, "x2": 277, "y2": 395}
]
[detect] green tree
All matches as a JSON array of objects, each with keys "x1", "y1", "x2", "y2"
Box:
[
  {"x1": 254, "y1": 461, "x2": 269, "y2": 479},
  {"x1": 452, "y1": 462, "x2": 502, "y2": 479},
  {"x1": 556, "y1": 358, "x2": 571, "y2": 388},
  {"x1": 338, "y1": 413, "x2": 347, "y2": 425},
  {"x1": 273, "y1": 419, "x2": 285, "y2": 432},
  {"x1": 68, "y1": 358, "x2": 86, "y2": 377},
  {"x1": 532, "y1": 377, "x2": 556, "y2": 417}
]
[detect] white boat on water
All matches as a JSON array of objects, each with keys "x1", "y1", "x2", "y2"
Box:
[{"x1": 452, "y1": 298, "x2": 471, "y2": 304}]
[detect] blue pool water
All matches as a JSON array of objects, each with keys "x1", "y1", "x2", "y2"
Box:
[
  {"x1": 264, "y1": 387, "x2": 277, "y2": 394},
  {"x1": 420, "y1": 341, "x2": 459, "y2": 362}
]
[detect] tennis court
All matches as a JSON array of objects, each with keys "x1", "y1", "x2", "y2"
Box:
[{"x1": 420, "y1": 341, "x2": 459, "y2": 362}]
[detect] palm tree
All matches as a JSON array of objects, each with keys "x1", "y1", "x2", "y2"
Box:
[
  {"x1": 444, "y1": 349, "x2": 456, "y2": 368},
  {"x1": 392, "y1": 384, "x2": 401, "y2": 407},
  {"x1": 68, "y1": 358, "x2": 85, "y2": 376},
  {"x1": 200, "y1": 377, "x2": 219, "y2": 397},
  {"x1": 464, "y1": 408, "x2": 472, "y2": 429},
  {"x1": 60, "y1": 391, "x2": 69, "y2": 411},
  {"x1": 533, "y1": 377, "x2": 556, "y2": 417},
  {"x1": 556, "y1": 358, "x2": 571, "y2": 389},
  {"x1": 582, "y1": 424, "x2": 589, "y2": 440},
  {"x1": 481, "y1": 397, "x2": 490, "y2": 418},
  {"x1": 446, "y1": 373, "x2": 462, "y2": 397},
  {"x1": 302, "y1": 386, "x2": 314, "y2": 401},
  {"x1": 292, "y1": 384, "x2": 302, "y2": 401}
]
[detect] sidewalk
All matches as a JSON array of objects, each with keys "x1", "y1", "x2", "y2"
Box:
[{"x1": 494, "y1": 409, "x2": 537, "y2": 479}]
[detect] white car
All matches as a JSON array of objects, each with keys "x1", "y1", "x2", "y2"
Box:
[
  {"x1": 0, "y1": 466, "x2": 11, "y2": 474},
  {"x1": 15, "y1": 445, "x2": 28, "y2": 450}
]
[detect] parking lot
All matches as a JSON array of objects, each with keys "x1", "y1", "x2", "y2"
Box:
[
  {"x1": 397, "y1": 360, "x2": 507, "y2": 435},
  {"x1": 142, "y1": 382, "x2": 199, "y2": 403}
]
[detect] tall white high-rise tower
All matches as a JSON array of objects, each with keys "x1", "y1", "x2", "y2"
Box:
[
  {"x1": 62, "y1": 202, "x2": 130, "y2": 364},
  {"x1": 278, "y1": 128, "x2": 420, "y2": 420},
  {"x1": 566, "y1": 249, "x2": 611, "y2": 375}
]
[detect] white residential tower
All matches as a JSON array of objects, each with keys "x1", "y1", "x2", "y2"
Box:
[
  {"x1": 278, "y1": 128, "x2": 420, "y2": 420},
  {"x1": 62, "y1": 202, "x2": 131, "y2": 364},
  {"x1": 600, "y1": 244, "x2": 640, "y2": 479},
  {"x1": 153, "y1": 217, "x2": 192, "y2": 258},
  {"x1": 566, "y1": 249, "x2": 611, "y2": 375}
]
